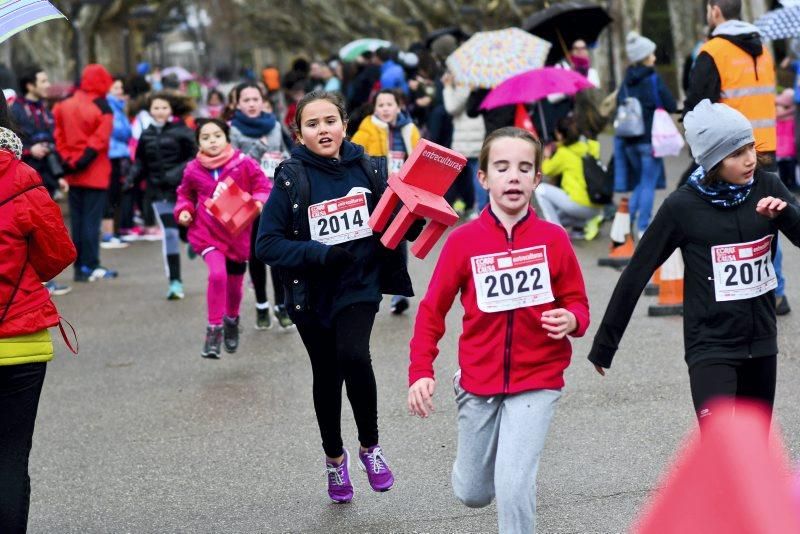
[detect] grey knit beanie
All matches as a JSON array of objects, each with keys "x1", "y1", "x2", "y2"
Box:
[
  {"x1": 625, "y1": 32, "x2": 656, "y2": 64},
  {"x1": 684, "y1": 99, "x2": 754, "y2": 171}
]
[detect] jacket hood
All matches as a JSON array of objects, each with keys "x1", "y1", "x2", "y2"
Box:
[
  {"x1": 291, "y1": 139, "x2": 365, "y2": 174},
  {"x1": 713, "y1": 21, "x2": 764, "y2": 58},
  {"x1": 394, "y1": 111, "x2": 413, "y2": 129},
  {"x1": 0, "y1": 150, "x2": 28, "y2": 202},
  {"x1": 80, "y1": 64, "x2": 113, "y2": 97},
  {"x1": 624, "y1": 64, "x2": 656, "y2": 85}
]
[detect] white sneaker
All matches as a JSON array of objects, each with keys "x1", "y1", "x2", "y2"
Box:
[{"x1": 100, "y1": 236, "x2": 129, "y2": 249}]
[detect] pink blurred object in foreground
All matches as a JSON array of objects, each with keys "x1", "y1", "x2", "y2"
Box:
[{"x1": 634, "y1": 399, "x2": 800, "y2": 534}]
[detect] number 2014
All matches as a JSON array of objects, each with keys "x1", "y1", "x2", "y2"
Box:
[
  {"x1": 317, "y1": 210, "x2": 364, "y2": 236},
  {"x1": 723, "y1": 258, "x2": 770, "y2": 286},
  {"x1": 485, "y1": 268, "x2": 543, "y2": 298}
]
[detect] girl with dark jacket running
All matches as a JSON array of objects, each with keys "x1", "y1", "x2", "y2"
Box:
[
  {"x1": 256, "y1": 91, "x2": 414, "y2": 504},
  {"x1": 589, "y1": 100, "x2": 800, "y2": 423},
  {"x1": 130, "y1": 92, "x2": 196, "y2": 300}
]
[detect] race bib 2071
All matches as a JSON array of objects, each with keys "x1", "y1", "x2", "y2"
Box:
[{"x1": 711, "y1": 235, "x2": 776, "y2": 302}]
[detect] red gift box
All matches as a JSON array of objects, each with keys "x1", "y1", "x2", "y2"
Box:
[{"x1": 203, "y1": 177, "x2": 259, "y2": 236}]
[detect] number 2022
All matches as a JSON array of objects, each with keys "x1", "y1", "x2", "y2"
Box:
[
  {"x1": 485, "y1": 268, "x2": 543, "y2": 298},
  {"x1": 724, "y1": 258, "x2": 770, "y2": 286},
  {"x1": 317, "y1": 210, "x2": 364, "y2": 236}
]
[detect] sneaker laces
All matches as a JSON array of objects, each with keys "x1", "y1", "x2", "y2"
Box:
[
  {"x1": 326, "y1": 462, "x2": 345, "y2": 486},
  {"x1": 364, "y1": 447, "x2": 387, "y2": 474}
]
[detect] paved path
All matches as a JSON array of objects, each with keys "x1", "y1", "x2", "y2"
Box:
[{"x1": 28, "y1": 148, "x2": 800, "y2": 533}]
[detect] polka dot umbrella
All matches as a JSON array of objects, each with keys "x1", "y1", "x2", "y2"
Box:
[
  {"x1": 445, "y1": 27, "x2": 552, "y2": 89},
  {"x1": 755, "y1": 5, "x2": 800, "y2": 41}
]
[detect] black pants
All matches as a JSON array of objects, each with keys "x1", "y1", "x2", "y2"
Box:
[
  {"x1": 0, "y1": 363, "x2": 47, "y2": 534},
  {"x1": 248, "y1": 221, "x2": 284, "y2": 306},
  {"x1": 689, "y1": 355, "x2": 776, "y2": 423},
  {"x1": 294, "y1": 303, "x2": 379, "y2": 458},
  {"x1": 68, "y1": 186, "x2": 107, "y2": 271}
]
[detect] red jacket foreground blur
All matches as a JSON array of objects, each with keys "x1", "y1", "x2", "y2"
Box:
[
  {"x1": 53, "y1": 64, "x2": 114, "y2": 190},
  {"x1": 409, "y1": 208, "x2": 590, "y2": 396},
  {"x1": 0, "y1": 150, "x2": 76, "y2": 338}
]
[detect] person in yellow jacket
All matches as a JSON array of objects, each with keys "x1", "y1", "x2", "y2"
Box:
[
  {"x1": 351, "y1": 89, "x2": 420, "y2": 175},
  {"x1": 535, "y1": 116, "x2": 604, "y2": 240},
  {"x1": 351, "y1": 88, "x2": 421, "y2": 315}
]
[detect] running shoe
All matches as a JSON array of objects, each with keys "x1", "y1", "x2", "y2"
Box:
[
  {"x1": 358, "y1": 445, "x2": 394, "y2": 492},
  {"x1": 44, "y1": 280, "x2": 72, "y2": 296},
  {"x1": 167, "y1": 280, "x2": 185, "y2": 300},
  {"x1": 100, "y1": 235, "x2": 129, "y2": 249},
  {"x1": 776, "y1": 295, "x2": 791, "y2": 316},
  {"x1": 76, "y1": 265, "x2": 118, "y2": 282},
  {"x1": 326, "y1": 449, "x2": 354, "y2": 503},
  {"x1": 255, "y1": 306, "x2": 272, "y2": 330},
  {"x1": 390, "y1": 295, "x2": 409, "y2": 315},
  {"x1": 120, "y1": 227, "x2": 144, "y2": 242},
  {"x1": 223, "y1": 315, "x2": 240, "y2": 353},
  {"x1": 201, "y1": 325, "x2": 223, "y2": 359},
  {"x1": 141, "y1": 227, "x2": 164, "y2": 241},
  {"x1": 274, "y1": 305, "x2": 294, "y2": 329},
  {"x1": 583, "y1": 213, "x2": 604, "y2": 241}
]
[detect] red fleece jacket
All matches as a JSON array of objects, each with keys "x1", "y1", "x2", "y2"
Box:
[{"x1": 409, "y1": 208, "x2": 590, "y2": 396}]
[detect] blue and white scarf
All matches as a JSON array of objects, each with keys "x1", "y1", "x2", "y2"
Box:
[{"x1": 686, "y1": 166, "x2": 754, "y2": 208}]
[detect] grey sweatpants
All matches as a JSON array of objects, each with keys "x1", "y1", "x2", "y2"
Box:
[
  {"x1": 451, "y1": 374, "x2": 561, "y2": 534},
  {"x1": 535, "y1": 183, "x2": 600, "y2": 229}
]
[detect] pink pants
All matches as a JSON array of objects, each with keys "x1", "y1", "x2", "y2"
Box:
[{"x1": 203, "y1": 249, "x2": 245, "y2": 326}]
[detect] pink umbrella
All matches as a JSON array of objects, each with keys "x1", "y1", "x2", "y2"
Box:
[{"x1": 479, "y1": 67, "x2": 594, "y2": 110}]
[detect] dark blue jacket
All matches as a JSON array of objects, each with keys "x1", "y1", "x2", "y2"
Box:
[
  {"x1": 256, "y1": 140, "x2": 412, "y2": 325},
  {"x1": 616, "y1": 65, "x2": 677, "y2": 143}
]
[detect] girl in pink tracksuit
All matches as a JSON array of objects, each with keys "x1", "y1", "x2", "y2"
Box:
[{"x1": 175, "y1": 118, "x2": 271, "y2": 358}]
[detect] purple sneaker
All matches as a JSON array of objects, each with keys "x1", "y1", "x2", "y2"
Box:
[
  {"x1": 358, "y1": 445, "x2": 394, "y2": 492},
  {"x1": 325, "y1": 449, "x2": 354, "y2": 503}
]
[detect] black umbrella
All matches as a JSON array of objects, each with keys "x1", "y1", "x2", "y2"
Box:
[{"x1": 522, "y1": 0, "x2": 612, "y2": 64}]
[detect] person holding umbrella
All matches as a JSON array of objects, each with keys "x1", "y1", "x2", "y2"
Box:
[{"x1": 613, "y1": 32, "x2": 677, "y2": 239}]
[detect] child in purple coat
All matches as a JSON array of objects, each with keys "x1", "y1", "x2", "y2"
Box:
[{"x1": 175, "y1": 118, "x2": 271, "y2": 358}]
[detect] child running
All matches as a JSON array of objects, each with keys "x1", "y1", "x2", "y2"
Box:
[
  {"x1": 130, "y1": 92, "x2": 196, "y2": 299},
  {"x1": 589, "y1": 100, "x2": 800, "y2": 423},
  {"x1": 175, "y1": 119, "x2": 270, "y2": 358},
  {"x1": 408, "y1": 127, "x2": 590, "y2": 534},
  {"x1": 230, "y1": 82, "x2": 293, "y2": 330},
  {"x1": 256, "y1": 91, "x2": 414, "y2": 503}
]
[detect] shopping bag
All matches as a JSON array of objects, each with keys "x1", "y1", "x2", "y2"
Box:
[{"x1": 652, "y1": 108, "x2": 684, "y2": 158}]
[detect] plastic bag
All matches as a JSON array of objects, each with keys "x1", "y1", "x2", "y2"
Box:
[{"x1": 652, "y1": 108, "x2": 684, "y2": 158}]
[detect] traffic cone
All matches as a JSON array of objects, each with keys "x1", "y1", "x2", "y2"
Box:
[
  {"x1": 648, "y1": 249, "x2": 683, "y2": 316},
  {"x1": 634, "y1": 399, "x2": 800, "y2": 534},
  {"x1": 598, "y1": 197, "x2": 635, "y2": 267},
  {"x1": 645, "y1": 268, "x2": 660, "y2": 296}
]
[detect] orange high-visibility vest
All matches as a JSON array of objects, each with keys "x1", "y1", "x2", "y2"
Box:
[{"x1": 700, "y1": 37, "x2": 777, "y2": 152}]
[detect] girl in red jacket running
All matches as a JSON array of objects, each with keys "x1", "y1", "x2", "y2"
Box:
[{"x1": 408, "y1": 127, "x2": 590, "y2": 534}]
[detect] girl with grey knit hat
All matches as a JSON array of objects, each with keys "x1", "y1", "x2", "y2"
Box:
[{"x1": 589, "y1": 100, "x2": 800, "y2": 426}]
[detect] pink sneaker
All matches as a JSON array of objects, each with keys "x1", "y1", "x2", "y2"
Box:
[
  {"x1": 325, "y1": 449, "x2": 354, "y2": 503},
  {"x1": 358, "y1": 445, "x2": 394, "y2": 492}
]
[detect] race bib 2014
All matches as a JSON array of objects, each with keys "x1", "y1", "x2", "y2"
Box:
[{"x1": 308, "y1": 191, "x2": 373, "y2": 245}]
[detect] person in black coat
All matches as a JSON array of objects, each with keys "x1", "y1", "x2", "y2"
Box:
[
  {"x1": 129, "y1": 92, "x2": 196, "y2": 299},
  {"x1": 590, "y1": 100, "x2": 800, "y2": 426}
]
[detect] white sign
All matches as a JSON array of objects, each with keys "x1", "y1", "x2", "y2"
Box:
[
  {"x1": 308, "y1": 191, "x2": 373, "y2": 245},
  {"x1": 711, "y1": 235, "x2": 776, "y2": 302},
  {"x1": 471, "y1": 245, "x2": 554, "y2": 313}
]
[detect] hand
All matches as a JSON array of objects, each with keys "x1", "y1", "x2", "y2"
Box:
[
  {"x1": 756, "y1": 196, "x2": 787, "y2": 219},
  {"x1": 30, "y1": 143, "x2": 50, "y2": 159},
  {"x1": 255, "y1": 200, "x2": 264, "y2": 212},
  {"x1": 441, "y1": 72, "x2": 454, "y2": 86},
  {"x1": 540, "y1": 308, "x2": 577, "y2": 339},
  {"x1": 408, "y1": 377, "x2": 436, "y2": 418},
  {"x1": 408, "y1": 79, "x2": 420, "y2": 91},
  {"x1": 178, "y1": 210, "x2": 193, "y2": 225},
  {"x1": 58, "y1": 178, "x2": 69, "y2": 193},
  {"x1": 416, "y1": 96, "x2": 432, "y2": 108},
  {"x1": 325, "y1": 246, "x2": 356, "y2": 269},
  {"x1": 593, "y1": 364, "x2": 606, "y2": 376}
]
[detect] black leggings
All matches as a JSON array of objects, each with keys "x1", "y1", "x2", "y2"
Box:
[
  {"x1": 294, "y1": 303, "x2": 379, "y2": 458},
  {"x1": 688, "y1": 355, "x2": 776, "y2": 423},
  {"x1": 0, "y1": 362, "x2": 46, "y2": 534},
  {"x1": 249, "y1": 221, "x2": 284, "y2": 306}
]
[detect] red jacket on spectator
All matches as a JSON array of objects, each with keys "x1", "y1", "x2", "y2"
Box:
[
  {"x1": 53, "y1": 64, "x2": 114, "y2": 190},
  {"x1": 0, "y1": 150, "x2": 76, "y2": 338}
]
